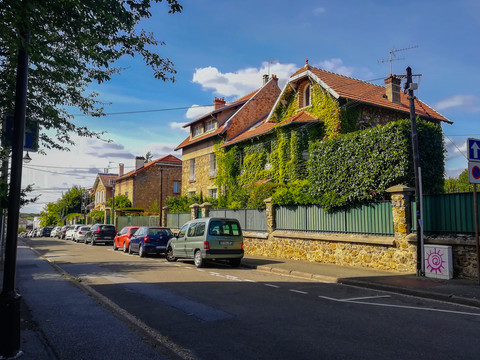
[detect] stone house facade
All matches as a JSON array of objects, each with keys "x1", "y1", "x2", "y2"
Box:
[
  {"x1": 92, "y1": 173, "x2": 118, "y2": 212},
  {"x1": 114, "y1": 154, "x2": 182, "y2": 212},
  {"x1": 175, "y1": 75, "x2": 281, "y2": 198}
]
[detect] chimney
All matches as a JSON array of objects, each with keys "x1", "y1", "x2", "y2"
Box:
[
  {"x1": 263, "y1": 74, "x2": 269, "y2": 85},
  {"x1": 271, "y1": 74, "x2": 278, "y2": 84},
  {"x1": 213, "y1": 97, "x2": 226, "y2": 110},
  {"x1": 384, "y1": 74, "x2": 402, "y2": 104},
  {"x1": 135, "y1": 156, "x2": 145, "y2": 170},
  {"x1": 119, "y1": 163, "x2": 124, "y2": 177}
]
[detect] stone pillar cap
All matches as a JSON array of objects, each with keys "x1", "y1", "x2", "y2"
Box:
[
  {"x1": 189, "y1": 203, "x2": 200, "y2": 208},
  {"x1": 200, "y1": 202, "x2": 212, "y2": 207},
  {"x1": 263, "y1": 197, "x2": 272, "y2": 203},
  {"x1": 162, "y1": 206, "x2": 169, "y2": 210},
  {"x1": 386, "y1": 185, "x2": 415, "y2": 193}
]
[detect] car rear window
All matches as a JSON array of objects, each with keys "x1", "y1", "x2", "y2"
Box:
[
  {"x1": 208, "y1": 221, "x2": 242, "y2": 236},
  {"x1": 148, "y1": 228, "x2": 173, "y2": 237},
  {"x1": 100, "y1": 225, "x2": 115, "y2": 231},
  {"x1": 80, "y1": 227, "x2": 90, "y2": 231}
]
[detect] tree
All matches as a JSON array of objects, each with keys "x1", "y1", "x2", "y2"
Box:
[
  {"x1": 145, "y1": 151, "x2": 153, "y2": 163},
  {"x1": 0, "y1": 0, "x2": 182, "y2": 151},
  {"x1": 107, "y1": 194, "x2": 132, "y2": 209},
  {"x1": 38, "y1": 185, "x2": 84, "y2": 226},
  {"x1": 444, "y1": 169, "x2": 473, "y2": 193}
]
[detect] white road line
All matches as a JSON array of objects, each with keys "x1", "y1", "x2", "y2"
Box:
[
  {"x1": 196, "y1": 269, "x2": 205, "y2": 272},
  {"x1": 290, "y1": 289, "x2": 308, "y2": 295},
  {"x1": 244, "y1": 279, "x2": 257, "y2": 283},
  {"x1": 319, "y1": 296, "x2": 480, "y2": 317},
  {"x1": 265, "y1": 284, "x2": 280, "y2": 288},
  {"x1": 339, "y1": 295, "x2": 391, "y2": 301}
]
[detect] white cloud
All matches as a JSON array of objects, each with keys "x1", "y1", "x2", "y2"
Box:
[
  {"x1": 313, "y1": 7, "x2": 326, "y2": 15},
  {"x1": 192, "y1": 61, "x2": 297, "y2": 98},
  {"x1": 185, "y1": 104, "x2": 214, "y2": 119},
  {"x1": 169, "y1": 121, "x2": 189, "y2": 132},
  {"x1": 435, "y1": 95, "x2": 480, "y2": 112},
  {"x1": 315, "y1": 58, "x2": 355, "y2": 77}
]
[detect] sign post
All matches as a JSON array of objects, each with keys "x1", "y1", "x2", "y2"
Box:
[{"x1": 467, "y1": 138, "x2": 480, "y2": 285}]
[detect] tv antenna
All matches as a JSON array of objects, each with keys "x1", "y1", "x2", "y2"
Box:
[
  {"x1": 267, "y1": 59, "x2": 279, "y2": 76},
  {"x1": 379, "y1": 45, "x2": 418, "y2": 75}
]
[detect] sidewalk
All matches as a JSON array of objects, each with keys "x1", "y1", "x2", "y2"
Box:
[{"x1": 242, "y1": 255, "x2": 480, "y2": 308}]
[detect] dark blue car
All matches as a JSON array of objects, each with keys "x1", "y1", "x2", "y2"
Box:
[{"x1": 128, "y1": 226, "x2": 173, "y2": 257}]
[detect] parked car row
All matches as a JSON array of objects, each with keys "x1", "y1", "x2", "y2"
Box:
[
  {"x1": 21, "y1": 227, "x2": 52, "y2": 238},
  {"x1": 22, "y1": 218, "x2": 245, "y2": 268}
]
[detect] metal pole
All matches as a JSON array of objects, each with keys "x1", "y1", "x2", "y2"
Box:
[
  {"x1": 112, "y1": 182, "x2": 115, "y2": 228},
  {"x1": 0, "y1": 29, "x2": 29, "y2": 358},
  {"x1": 160, "y1": 167, "x2": 163, "y2": 226},
  {"x1": 405, "y1": 66, "x2": 423, "y2": 276},
  {"x1": 474, "y1": 183, "x2": 479, "y2": 285}
]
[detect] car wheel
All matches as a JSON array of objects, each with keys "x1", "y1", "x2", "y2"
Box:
[
  {"x1": 128, "y1": 243, "x2": 133, "y2": 255},
  {"x1": 123, "y1": 242, "x2": 127, "y2": 253},
  {"x1": 194, "y1": 250, "x2": 204, "y2": 268},
  {"x1": 139, "y1": 245, "x2": 145, "y2": 258},
  {"x1": 229, "y1": 258, "x2": 241, "y2": 268},
  {"x1": 91, "y1": 237, "x2": 95, "y2": 246},
  {"x1": 165, "y1": 247, "x2": 177, "y2": 262},
  {"x1": 113, "y1": 240, "x2": 118, "y2": 251}
]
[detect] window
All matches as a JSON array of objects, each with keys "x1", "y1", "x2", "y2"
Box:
[
  {"x1": 178, "y1": 224, "x2": 188, "y2": 238},
  {"x1": 195, "y1": 222, "x2": 205, "y2": 236},
  {"x1": 95, "y1": 192, "x2": 99, "y2": 204},
  {"x1": 192, "y1": 124, "x2": 202, "y2": 137},
  {"x1": 208, "y1": 188, "x2": 218, "y2": 199},
  {"x1": 188, "y1": 190, "x2": 196, "y2": 197},
  {"x1": 209, "y1": 153, "x2": 217, "y2": 177},
  {"x1": 187, "y1": 223, "x2": 197, "y2": 237},
  {"x1": 205, "y1": 119, "x2": 216, "y2": 132},
  {"x1": 173, "y1": 181, "x2": 180, "y2": 194},
  {"x1": 304, "y1": 84, "x2": 311, "y2": 107},
  {"x1": 189, "y1": 159, "x2": 196, "y2": 181},
  {"x1": 208, "y1": 220, "x2": 242, "y2": 236},
  {"x1": 101, "y1": 190, "x2": 105, "y2": 203}
]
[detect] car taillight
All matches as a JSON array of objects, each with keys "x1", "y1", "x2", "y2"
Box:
[
  {"x1": 78, "y1": 231, "x2": 82, "y2": 234},
  {"x1": 144, "y1": 236, "x2": 150, "y2": 243},
  {"x1": 94, "y1": 228, "x2": 100, "y2": 233},
  {"x1": 204, "y1": 241, "x2": 209, "y2": 250},
  {"x1": 241, "y1": 241, "x2": 244, "y2": 250}
]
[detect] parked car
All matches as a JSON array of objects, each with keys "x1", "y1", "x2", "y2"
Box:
[
  {"x1": 166, "y1": 218, "x2": 244, "y2": 268},
  {"x1": 85, "y1": 224, "x2": 116, "y2": 246},
  {"x1": 65, "y1": 225, "x2": 82, "y2": 240},
  {"x1": 128, "y1": 226, "x2": 173, "y2": 257},
  {"x1": 58, "y1": 225, "x2": 72, "y2": 239},
  {"x1": 40, "y1": 227, "x2": 52, "y2": 237},
  {"x1": 113, "y1": 226, "x2": 139, "y2": 252},
  {"x1": 74, "y1": 225, "x2": 91, "y2": 243},
  {"x1": 50, "y1": 226, "x2": 60, "y2": 238}
]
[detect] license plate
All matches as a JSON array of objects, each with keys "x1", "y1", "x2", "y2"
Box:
[
  {"x1": 104, "y1": 237, "x2": 112, "y2": 240},
  {"x1": 156, "y1": 246, "x2": 165, "y2": 249},
  {"x1": 219, "y1": 241, "x2": 233, "y2": 246}
]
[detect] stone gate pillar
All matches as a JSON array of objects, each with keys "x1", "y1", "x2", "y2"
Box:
[
  {"x1": 264, "y1": 197, "x2": 275, "y2": 234},
  {"x1": 162, "y1": 206, "x2": 169, "y2": 227},
  {"x1": 386, "y1": 185, "x2": 414, "y2": 240},
  {"x1": 200, "y1": 203, "x2": 212, "y2": 218},
  {"x1": 190, "y1": 203, "x2": 200, "y2": 220}
]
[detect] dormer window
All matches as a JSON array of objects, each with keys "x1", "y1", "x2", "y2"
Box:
[
  {"x1": 304, "y1": 84, "x2": 311, "y2": 107},
  {"x1": 192, "y1": 124, "x2": 203, "y2": 137},
  {"x1": 205, "y1": 118, "x2": 216, "y2": 132}
]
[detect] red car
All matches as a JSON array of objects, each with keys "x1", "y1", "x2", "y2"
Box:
[{"x1": 113, "y1": 226, "x2": 139, "y2": 253}]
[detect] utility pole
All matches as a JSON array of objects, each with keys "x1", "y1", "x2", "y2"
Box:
[
  {"x1": 405, "y1": 66, "x2": 423, "y2": 276},
  {"x1": 111, "y1": 181, "x2": 115, "y2": 228},
  {"x1": 0, "y1": 29, "x2": 30, "y2": 358}
]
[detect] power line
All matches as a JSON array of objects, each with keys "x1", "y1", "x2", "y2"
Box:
[{"x1": 73, "y1": 104, "x2": 213, "y2": 117}]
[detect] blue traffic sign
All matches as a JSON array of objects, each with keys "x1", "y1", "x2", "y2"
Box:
[{"x1": 467, "y1": 138, "x2": 480, "y2": 161}]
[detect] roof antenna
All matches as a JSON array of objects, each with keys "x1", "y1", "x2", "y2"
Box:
[
  {"x1": 267, "y1": 59, "x2": 279, "y2": 76},
  {"x1": 378, "y1": 45, "x2": 418, "y2": 75}
]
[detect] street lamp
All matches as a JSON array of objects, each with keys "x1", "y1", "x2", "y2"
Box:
[{"x1": 23, "y1": 151, "x2": 31, "y2": 163}]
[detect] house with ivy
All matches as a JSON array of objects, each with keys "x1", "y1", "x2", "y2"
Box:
[
  {"x1": 174, "y1": 75, "x2": 281, "y2": 200},
  {"x1": 215, "y1": 61, "x2": 452, "y2": 210}
]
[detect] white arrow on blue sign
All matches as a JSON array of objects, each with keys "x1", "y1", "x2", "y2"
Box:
[{"x1": 467, "y1": 138, "x2": 480, "y2": 161}]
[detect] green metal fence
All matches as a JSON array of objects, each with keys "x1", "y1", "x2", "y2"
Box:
[
  {"x1": 166, "y1": 212, "x2": 191, "y2": 229},
  {"x1": 209, "y1": 209, "x2": 267, "y2": 232},
  {"x1": 276, "y1": 202, "x2": 394, "y2": 236},
  {"x1": 116, "y1": 216, "x2": 160, "y2": 229},
  {"x1": 411, "y1": 192, "x2": 480, "y2": 234}
]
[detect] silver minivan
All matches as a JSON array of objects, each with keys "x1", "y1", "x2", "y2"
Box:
[{"x1": 166, "y1": 218, "x2": 244, "y2": 268}]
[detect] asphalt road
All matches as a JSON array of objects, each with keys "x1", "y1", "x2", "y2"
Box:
[{"x1": 19, "y1": 237, "x2": 480, "y2": 360}]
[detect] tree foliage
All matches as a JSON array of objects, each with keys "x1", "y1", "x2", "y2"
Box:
[
  {"x1": 0, "y1": 0, "x2": 182, "y2": 151},
  {"x1": 39, "y1": 185, "x2": 85, "y2": 226},
  {"x1": 107, "y1": 194, "x2": 132, "y2": 209},
  {"x1": 444, "y1": 169, "x2": 473, "y2": 193}
]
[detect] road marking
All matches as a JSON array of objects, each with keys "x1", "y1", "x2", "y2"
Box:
[
  {"x1": 244, "y1": 279, "x2": 256, "y2": 283},
  {"x1": 196, "y1": 269, "x2": 205, "y2": 272},
  {"x1": 265, "y1": 284, "x2": 280, "y2": 288},
  {"x1": 319, "y1": 296, "x2": 480, "y2": 317},
  {"x1": 338, "y1": 295, "x2": 391, "y2": 302},
  {"x1": 289, "y1": 289, "x2": 308, "y2": 295}
]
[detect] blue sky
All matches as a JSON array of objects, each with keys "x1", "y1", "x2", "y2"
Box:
[{"x1": 22, "y1": 0, "x2": 480, "y2": 213}]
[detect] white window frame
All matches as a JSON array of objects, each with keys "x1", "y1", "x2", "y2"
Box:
[
  {"x1": 192, "y1": 124, "x2": 203, "y2": 137},
  {"x1": 304, "y1": 84, "x2": 311, "y2": 107},
  {"x1": 189, "y1": 159, "x2": 196, "y2": 181},
  {"x1": 208, "y1": 188, "x2": 218, "y2": 199},
  {"x1": 205, "y1": 119, "x2": 216, "y2": 132},
  {"x1": 209, "y1": 153, "x2": 217, "y2": 177}
]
